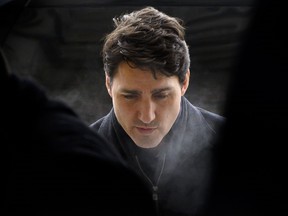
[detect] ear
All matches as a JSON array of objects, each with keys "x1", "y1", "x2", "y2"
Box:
[
  {"x1": 181, "y1": 69, "x2": 190, "y2": 96},
  {"x1": 105, "y1": 73, "x2": 112, "y2": 97}
]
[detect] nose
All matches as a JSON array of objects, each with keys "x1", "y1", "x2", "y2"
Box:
[{"x1": 137, "y1": 99, "x2": 156, "y2": 124}]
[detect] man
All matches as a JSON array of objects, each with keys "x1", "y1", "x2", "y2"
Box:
[
  {"x1": 1, "y1": 48, "x2": 156, "y2": 216},
  {"x1": 91, "y1": 7, "x2": 225, "y2": 216}
]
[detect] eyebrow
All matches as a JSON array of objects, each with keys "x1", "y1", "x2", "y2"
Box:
[
  {"x1": 120, "y1": 87, "x2": 172, "y2": 94},
  {"x1": 151, "y1": 87, "x2": 172, "y2": 94},
  {"x1": 120, "y1": 89, "x2": 141, "y2": 94}
]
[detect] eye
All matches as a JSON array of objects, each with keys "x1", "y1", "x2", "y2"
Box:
[
  {"x1": 123, "y1": 94, "x2": 138, "y2": 100},
  {"x1": 154, "y1": 93, "x2": 168, "y2": 99}
]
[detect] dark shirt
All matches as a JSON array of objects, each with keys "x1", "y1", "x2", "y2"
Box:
[{"x1": 91, "y1": 96, "x2": 225, "y2": 216}]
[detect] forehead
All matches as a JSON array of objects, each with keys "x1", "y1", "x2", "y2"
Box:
[{"x1": 113, "y1": 62, "x2": 180, "y2": 88}]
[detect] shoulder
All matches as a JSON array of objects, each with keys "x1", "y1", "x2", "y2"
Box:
[
  {"x1": 90, "y1": 117, "x2": 103, "y2": 131},
  {"x1": 90, "y1": 109, "x2": 113, "y2": 132},
  {"x1": 196, "y1": 106, "x2": 225, "y2": 135},
  {"x1": 183, "y1": 97, "x2": 225, "y2": 134},
  {"x1": 197, "y1": 107, "x2": 225, "y2": 130}
]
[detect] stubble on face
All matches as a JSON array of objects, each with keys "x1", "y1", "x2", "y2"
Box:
[{"x1": 107, "y1": 62, "x2": 189, "y2": 148}]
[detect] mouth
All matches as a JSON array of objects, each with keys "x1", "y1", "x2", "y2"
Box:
[{"x1": 135, "y1": 126, "x2": 157, "y2": 135}]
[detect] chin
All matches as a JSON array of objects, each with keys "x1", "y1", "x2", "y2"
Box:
[{"x1": 134, "y1": 139, "x2": 162, "y2": 149}]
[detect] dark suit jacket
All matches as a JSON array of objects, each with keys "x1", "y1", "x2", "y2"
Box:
[{"x1": 91, "y1": 96, "x2": 225, "y2": 216}]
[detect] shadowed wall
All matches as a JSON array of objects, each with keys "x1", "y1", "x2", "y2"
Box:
[{"x1": 3, "y1": 0, "x2": 253, "y2": 124}]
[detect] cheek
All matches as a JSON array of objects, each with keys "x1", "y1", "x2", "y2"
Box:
[
  {"x1": 113, "y1": 98, "x2": 135, "y2": 120},
  {"x1": 158, "y1": 98, "x2": 181, "y2": 120}
]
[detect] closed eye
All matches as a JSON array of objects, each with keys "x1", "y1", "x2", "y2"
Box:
[
  {"x1": 123, "y1": 94, "x2": 138, "y2": 99},
  {"x1": 151, "y1": 87, "x2": 171, "y2": 100},
  {"x1": 153, "y1": 93, "x2": 169, "y2": 99}
]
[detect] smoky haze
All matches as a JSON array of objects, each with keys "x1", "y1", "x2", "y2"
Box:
[{"x1": 3, "y1": 3, "x2": 252, "y2": 124}]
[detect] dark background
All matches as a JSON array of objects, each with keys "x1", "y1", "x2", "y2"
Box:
[
  {"x1": 2, "y1": 0, "x2": 253, "y2": 124},
  {"x1": 2, "y1": 1, "x2": 287, "y2": 215}
]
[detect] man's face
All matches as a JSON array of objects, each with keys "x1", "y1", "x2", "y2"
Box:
[{"x1": 106, "y1": 62, "x2": 189, "y2": 148}]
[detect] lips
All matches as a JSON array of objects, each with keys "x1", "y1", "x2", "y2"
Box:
[{"x1": 135, "y1": 126, "x2": 157, "y2": 134}]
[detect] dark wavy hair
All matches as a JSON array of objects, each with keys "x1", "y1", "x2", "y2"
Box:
[{"x1": 102, "y1": 6, "x2": 190, "y2": 84}]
